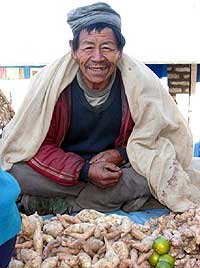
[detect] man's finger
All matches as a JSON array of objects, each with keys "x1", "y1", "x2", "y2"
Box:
[
  {"x1": 89, "y1": 154, "x2": 103, "y2": 163},
  {"x1": 90, "y1": 156, "x2": 105, "y2": 164},
  {"x1": 104, "y1": 162, "x2": 121, "y2": 172}
]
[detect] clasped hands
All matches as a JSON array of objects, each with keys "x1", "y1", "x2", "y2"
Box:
[{"x1": 88, "y1": 149, "x2": 123, "y2": 188}]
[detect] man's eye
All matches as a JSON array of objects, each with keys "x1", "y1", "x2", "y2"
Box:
[
  {"x1": 102, "y1": 47, "x2": 111, "y2": 50},
  {"x1": 102, "y1": 46, "x2": 116, "y2": 52},
  {"x1": 84, "y1": 47, "x2": 93, "y2": 50}
]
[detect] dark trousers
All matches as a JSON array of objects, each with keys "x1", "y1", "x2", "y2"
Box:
[
  {"x1": 10, "y1": 162, "x2": 152, "y2": 215},
  {"x1": 0, "y1": 236, "x2": 16, "y2": 268}
]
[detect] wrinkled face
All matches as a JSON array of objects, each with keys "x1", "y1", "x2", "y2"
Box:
[{"x1": 70, "y1": 28, "x2": 122, "y2": 90}]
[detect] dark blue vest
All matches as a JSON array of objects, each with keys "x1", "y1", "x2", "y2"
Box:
[{"x1": 61, "y1": 72, "x2": 122, "y2": 161}]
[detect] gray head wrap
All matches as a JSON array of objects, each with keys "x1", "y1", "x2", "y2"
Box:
[{"x1": 67, "y1": 2, "x2": 121, "y2": 34}]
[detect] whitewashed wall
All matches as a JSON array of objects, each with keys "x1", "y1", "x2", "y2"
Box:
[{"x1": 1, "y1": 0, "x2": 200, "y2": 65}]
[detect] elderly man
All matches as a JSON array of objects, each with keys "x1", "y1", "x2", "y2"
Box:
[{"x1": 1, "y1": 2, "x2": 199, "y2": 215}]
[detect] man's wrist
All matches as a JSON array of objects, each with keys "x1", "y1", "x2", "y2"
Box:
[
  {"x1": 79, "y1": 160, "x2": 90, "y2": 182},
  {"x1": 116, "y1": 147, "x2": 128, "y2": 164}
]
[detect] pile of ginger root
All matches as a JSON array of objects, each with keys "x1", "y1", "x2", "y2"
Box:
[{"x1": 8, "y1": 206, "x2": 200, "y2": 268}]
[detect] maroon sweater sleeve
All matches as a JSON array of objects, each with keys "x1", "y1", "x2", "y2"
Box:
[{"x1": 26, "y1": 88, "x2": 85, "y2": 186}]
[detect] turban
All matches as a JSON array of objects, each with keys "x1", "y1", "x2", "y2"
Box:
[{"x1": 67, "y1": 2, "x2": 122, "y2": 34}]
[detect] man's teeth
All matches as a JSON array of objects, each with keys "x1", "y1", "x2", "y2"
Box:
[{"x1": 89, "y1": 67, "x2": 106, "y2": 70}]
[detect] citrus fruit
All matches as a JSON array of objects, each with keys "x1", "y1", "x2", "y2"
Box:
[
  {"x1": 159, "y1": 254, "x2": 175, "y2": 267},
  {"x1": 153, "y1": 237, "x2": 171, "y2": 255},
  {"x1": 156, "y1": 261, "x2": 172, "y2": 268},
  {"x1": 148, "y1": 251, "x2": 160, "y2": 266}
]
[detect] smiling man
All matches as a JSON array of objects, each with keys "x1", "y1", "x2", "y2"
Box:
[
  {"x1": 71, "y1": 27, "x2": 121, "y2": 90},
  {"x1": 6, "y1": 2, "x2": 151, "y2": 214},
  {"x1": 1, "y1": 2, "x2": 196, "y2": 215}
]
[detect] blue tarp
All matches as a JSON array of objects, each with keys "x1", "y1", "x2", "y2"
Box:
[
  {"x1": 43, "y1": 208, "x2": 170, "y2": 225},
  {"x1": 104, "y1": 208, "x2": 170, "y2": 225}
]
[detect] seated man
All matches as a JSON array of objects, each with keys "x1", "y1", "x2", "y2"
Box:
[{"x1": 0, "y1": 2, "x2": 198, "y2": 215}]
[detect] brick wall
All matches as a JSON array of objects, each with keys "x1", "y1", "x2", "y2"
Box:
[{"x1": 167, "y1": 64, "x2": 197, "y2": 99}]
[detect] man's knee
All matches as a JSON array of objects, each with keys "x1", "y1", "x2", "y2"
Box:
[{"x1": 121, "y1": 163, "x2": 151, "y2": 198}]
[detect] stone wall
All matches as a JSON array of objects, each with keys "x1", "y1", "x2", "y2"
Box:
[
  {"x1": 167, "y1": 64, "x2": 197, "y2": 99},
  {"x1": 167, "y1": 64, "x2": 197, "y2": 123}
]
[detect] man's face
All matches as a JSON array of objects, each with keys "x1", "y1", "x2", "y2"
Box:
[{"x1": 71, "y1": 28, "x2": 122, "y2": 90}]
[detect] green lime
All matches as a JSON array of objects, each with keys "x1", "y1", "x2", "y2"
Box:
[
  {"x1": 153, "y1": 237, "x2": 171, "y2": 255},
  {"x1": 159, "y1": 254, "x2": 175, "y2": 267},
  {"x1": 148, "y1": 251, "x2": 160, "y2": 267},
  {"x1": 156, "y1": 261, "x2": 172, "y2": 268}
]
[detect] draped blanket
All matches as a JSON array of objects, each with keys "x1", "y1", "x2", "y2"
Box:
[{"x1": 1, "y1": 52, "x2": 200, "y2": 212}]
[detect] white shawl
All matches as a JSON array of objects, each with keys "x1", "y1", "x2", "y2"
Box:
[{"x1": 1, "y1": 52, "x2": 200, "y2": 212}]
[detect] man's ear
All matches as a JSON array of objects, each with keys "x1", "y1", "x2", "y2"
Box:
[
  {"x1": 69, "y1": 40, "x2": 76, "y2": 59},
  {"x1": 118, "y1": 50, "x2": 122, "y2": 60}
]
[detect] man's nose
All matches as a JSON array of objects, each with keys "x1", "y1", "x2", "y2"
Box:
[{"x1": 92, "y1": 47, "x2": 104, "y2": 61}]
